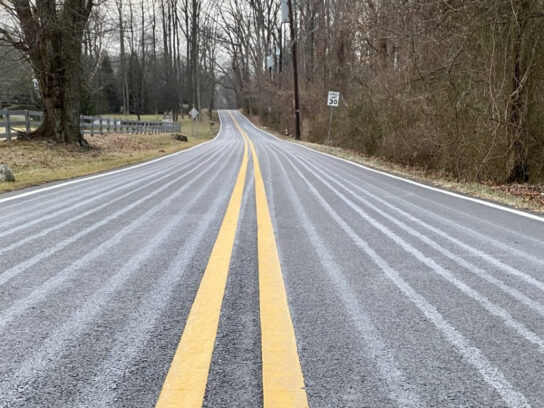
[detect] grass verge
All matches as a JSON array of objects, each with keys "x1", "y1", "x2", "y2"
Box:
[
  {"x1": 0, "y1": 119, "x2": 217, "y2": 194},
  {"x1": 244, "y1": 113, "x2": 544, "y2": 214}
]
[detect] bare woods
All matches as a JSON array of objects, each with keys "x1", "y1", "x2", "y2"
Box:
[
  {"x1": 2, "y1": 0, "x2": 543, "y2": 182},
  {"x1": 0, "y1": 0, "x2": 219, "y2": 144},
  {"x1": 230, "y1": 1, "x2": 544, "y2": 183}
]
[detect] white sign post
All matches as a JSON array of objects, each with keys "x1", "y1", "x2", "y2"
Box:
[
  {"x1": 326, "y1": 91, "x2": 340, "y2": 145},
  {"x1": 189, "y1": 107, "x2": 199, "y2": 138}
]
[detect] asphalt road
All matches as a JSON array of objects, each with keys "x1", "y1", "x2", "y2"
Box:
[{"x1": 1, "y1": 110, "x2": 543, "y2": 407}]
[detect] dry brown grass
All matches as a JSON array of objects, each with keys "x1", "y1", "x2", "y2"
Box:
[{"x1": 0, "y1": 127, "x2": 217, "y2": 193}]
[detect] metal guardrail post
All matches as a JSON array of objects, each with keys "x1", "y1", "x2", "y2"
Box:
[
  {"x1": 25, "y1": 110, "x2": 30, "y2": 134},
  {"x1": 100, "y1": 117, "x2": 103, "y2": 135}
]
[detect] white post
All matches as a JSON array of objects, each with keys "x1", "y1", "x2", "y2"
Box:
[{"x1": 327, "y1": 107, "x2": 334, "y2": 145}]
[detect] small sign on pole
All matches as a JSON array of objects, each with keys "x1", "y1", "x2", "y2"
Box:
[
  {"x1": 189, "y1": 108, "x2": 199, "y2": 120},
  {"x1": 327, "y1": 91, "x2": 340, "y2": 107},
  {"x1": 326, "y1": 91, "x2": 340, "y2": 145},
  {"x1": 189, "y1": 107, "x2": 199, "y2": 138}
]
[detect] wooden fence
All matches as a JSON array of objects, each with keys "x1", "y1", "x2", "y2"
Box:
[{"x1": 0, "y1": 110, "x2": 181, "y2": 141}]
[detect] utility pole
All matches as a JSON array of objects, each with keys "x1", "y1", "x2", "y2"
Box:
[{"x1": 287, "y1": 0, "x2": 301, "y2": 140}]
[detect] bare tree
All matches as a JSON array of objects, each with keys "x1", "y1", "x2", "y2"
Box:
[
  {"x1": 0, "y1": 0, "x2": 94, "y2": 144},
  {"x1": 218, "y1": 0, "x2": 544, "y2": 183}
]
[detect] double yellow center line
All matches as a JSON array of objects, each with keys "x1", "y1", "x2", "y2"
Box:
[{"x1": 155, "y1": 112, "x2": 308, "y2": 407}]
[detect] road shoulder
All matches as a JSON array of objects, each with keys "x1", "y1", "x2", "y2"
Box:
[
  {"x1": 243, "y1": 113, "x2": 544, "y2": 215},
  {"x1": 0, "y1": 128, "x2": 217, "y2": 194}
]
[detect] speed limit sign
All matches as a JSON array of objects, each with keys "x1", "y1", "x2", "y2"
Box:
[{"x1": 327, "y1": 91, "x2": 340, "y2": 107}]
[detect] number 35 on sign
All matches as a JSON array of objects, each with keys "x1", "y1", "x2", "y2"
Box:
[{"x1": 327, "y1": 91, "x2": 340, "y2": 107}]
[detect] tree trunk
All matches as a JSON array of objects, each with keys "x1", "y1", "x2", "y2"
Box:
[
  {"x1": 117, "y1": 0, "x2": 129, "y2": 116},
  {"x1": 507, "y1": 18, "x2": 529, "y2": 183},
  {"x1": 30, "y1": 22, "x2": 87, "y2": 145},
  {"x1": 9, "y1": 0, "x2": 92, "y2": 145}
]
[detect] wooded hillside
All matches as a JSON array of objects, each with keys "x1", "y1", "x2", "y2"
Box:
[{"x1": 223, "y1": 1, "x2": 544, "y2": 183}]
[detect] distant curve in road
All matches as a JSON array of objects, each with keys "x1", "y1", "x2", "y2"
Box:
[{"x1": 0, "y1": 110, "x2": 543, "y2": 407}]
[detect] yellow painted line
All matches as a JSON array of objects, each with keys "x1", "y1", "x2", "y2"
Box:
[
  {"x1": 155, "y1": 132, "x2": 248, "y2": 408},
  {"x1": 229, "y1": 112, "x2": 309, "y2": 408}
]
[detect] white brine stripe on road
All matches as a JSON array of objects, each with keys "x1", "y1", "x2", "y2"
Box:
[
  {"x1": 0, "y1": 128, "x2": 219, "y2": 206},
  {"x1": 282, "y1": 146, "x2": 544, "y2": 316},
  {"x1": 0, "y1": 145, "x2": 237, "y2": 328},
  {"x1": 271, "y1": 144, "x2": 531, "y2": 408},
  {"x1": 278, "y1": 146, "x2": 544, "y2": 352},
  {"x1": 264, "y1": 146, "x2": 425, "y2": 408},
  {"x1": 0, "y1": 142, "x2": 213, "y2": 228},
  {"x1": 303, "y1": 149, "x2": 544, "y2": 267},
  {"x1": 75, "y1": 167, "x2": 252, "y2": 407},
  {"x1": 0, "y1": 141, "x2": 226, "y2": 241},
  {"x1": 0, "y1": 143, "x2": 226, "y2": 287},
  {"x1": 0, "y1": 144, "x2": 240, "y2": 402},
  {"x1": 239, "y1": 111, "x2": 544, "y2": 223},
  {"x1": 1, "y1": 111, "x2": 542, "y2": 407}
]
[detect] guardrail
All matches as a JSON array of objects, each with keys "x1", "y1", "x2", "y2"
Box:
[{"x1": 0, "y1": 110, "x2": 181, "y2": 141}]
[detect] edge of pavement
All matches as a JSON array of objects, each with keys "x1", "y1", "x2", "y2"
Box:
[
  {"x1": 0, "y1": 118, "x2": 222, "y2": 204},
  {"x1": 238, "y1": 111, "x2": 544, "y2": 223}
]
